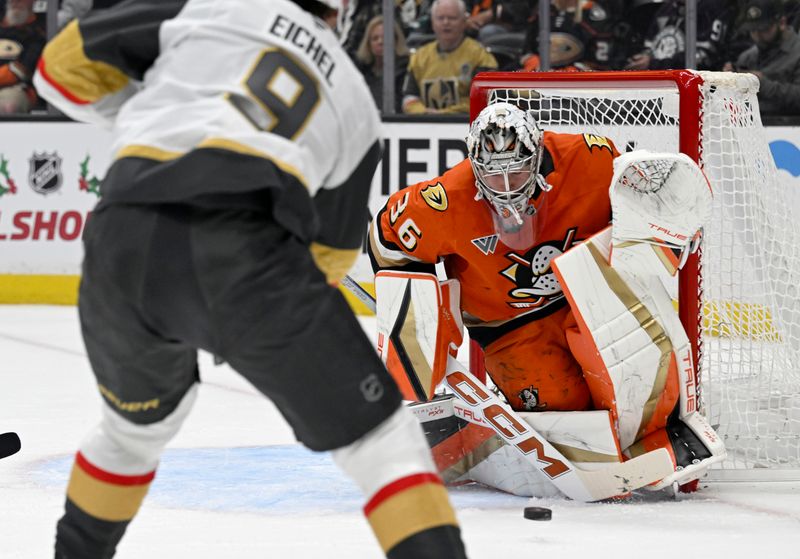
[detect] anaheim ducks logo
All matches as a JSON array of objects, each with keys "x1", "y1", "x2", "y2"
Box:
[
  {"x1": 420, "y1": 182, "x2": 448, "y2": 211},
  {"x1": 500, "y1": 228, "x2": 578, "y2": 309},
  {"x1": 583, "y1": 133, "x2": 613, "y2": 154},
  {"x1": 0, "y1": 39, "x2": 22, "y2": 60},
  {"x1": 550, "y1": 32, "x2": 584, "y2": 67}
]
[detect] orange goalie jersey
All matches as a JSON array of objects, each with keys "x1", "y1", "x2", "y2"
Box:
[{"x1": 369, "y1": 131, "x2": 619, "y2": 411}]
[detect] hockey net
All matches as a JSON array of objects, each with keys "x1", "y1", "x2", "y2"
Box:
[{"x1": 469, "y1": 70, "x2": 800, "y2": 480}]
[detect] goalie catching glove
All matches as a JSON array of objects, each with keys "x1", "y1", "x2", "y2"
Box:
[{"x1": 609, "y1": 151, "x2": 713, "y2": 276}]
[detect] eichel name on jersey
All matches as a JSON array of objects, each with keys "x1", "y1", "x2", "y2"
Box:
[
  {"x1": 34, "y1": 0, "x2": 382, "y2": 281},
  {"x1": 269, "y1": 14, "x2": 336, "y2": 85}
]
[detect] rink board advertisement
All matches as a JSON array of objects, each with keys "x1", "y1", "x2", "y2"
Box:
[{"x1": 0, "y1": 121, "x2": 799, "y2": 304}]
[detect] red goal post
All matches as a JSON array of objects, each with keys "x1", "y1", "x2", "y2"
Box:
[{"x1": 467, "y1": 70, "x2": 800, "y2": 479}]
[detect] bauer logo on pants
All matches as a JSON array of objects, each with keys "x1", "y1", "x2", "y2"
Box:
[{"x1": 29, "y1": 152, "x2": 63, "y2": 195}]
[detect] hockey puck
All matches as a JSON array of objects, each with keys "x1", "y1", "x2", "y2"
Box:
[{"x1": 523, "y1": 506, "x2": 552, "y2": 521}]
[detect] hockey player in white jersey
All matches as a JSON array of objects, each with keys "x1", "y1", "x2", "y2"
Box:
[{"x1": 34, "y1": 1, "x2": 469, "y2": 557}]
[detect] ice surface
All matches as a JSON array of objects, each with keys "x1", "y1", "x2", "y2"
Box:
[{"x1": 1, "y1": 306, "x2": 799, "y2": 558}]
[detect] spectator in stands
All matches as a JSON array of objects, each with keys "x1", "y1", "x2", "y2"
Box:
[
  {"x1": 521, "y1": 0, "x2": 621, "y2": 71},
  {"x1": 0, "y1": 0, "x2": 45, "y2": 114},
  {"x1": 468, "y1": 0, "x2": 534, "y2": 44},
  {"x1": 402, "y1": 0, "x2": 497, "y2": 113},
  {"x1": 625, "y1": 0, "x2": 731, "y2": 70},
  {"x1": 355, "y1": 15, "x2": 409, "y2": 112},
  {"x1": 342, "y1": 0, "x2": 412, "y2": 59},
  {"x1": 466, "y1": 0, "x2": 493, "y2": 37},
  {"x1": 58, "y1": 0, "x2": 92, "y2": 29},
  {"x1": 725, "y1": 0, "x2": 800, "y2": 115}
]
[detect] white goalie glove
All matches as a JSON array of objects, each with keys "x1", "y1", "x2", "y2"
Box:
[{"x1": 609, "y1": 151, "x2": 713, "y2": 277}]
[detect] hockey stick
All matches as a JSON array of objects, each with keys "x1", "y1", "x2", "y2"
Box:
[
  {"x1": 340, "y1": 275, "x2": 377, "y2": 313},
  {"x1": 443, "y1": 357, "x2": 673, "y2": 501},
  {"x1": 341, "y1": 276, "x2": 675, "y2": 501}
]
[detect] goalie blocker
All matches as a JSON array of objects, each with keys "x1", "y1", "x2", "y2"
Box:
[{"x1": 381, "y1": 152, "x2": 724, "y2": 498}]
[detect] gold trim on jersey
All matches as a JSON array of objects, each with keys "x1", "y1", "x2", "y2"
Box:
[
  {"x1": 115, "y1": 138, "x2": 309, "y2": 189},
  {"x1": 115, "y1": 144, "x2": 184, "y2": 162},
  {"x1": 40, "y1": 20, "x2": 130, "y2": 103},
  {"x1": 198, "y1": 137, "x2": 308, "y2": 188},
  {"x1": 310, "y1": 242, "x2": 360, "y2": 284}
]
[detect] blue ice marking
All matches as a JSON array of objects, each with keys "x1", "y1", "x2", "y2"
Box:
[{"x1": 32, "y1": 445, "x2": 524, "y2": 514}]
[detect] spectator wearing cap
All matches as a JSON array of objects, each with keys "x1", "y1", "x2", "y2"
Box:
[{"x1": 725, "y1": 0, "x2": 800, "y2": 115}]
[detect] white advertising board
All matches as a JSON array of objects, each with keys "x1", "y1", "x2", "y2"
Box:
[{"x1": 0, "y1": 121, "x2": 798, "y2": 282}]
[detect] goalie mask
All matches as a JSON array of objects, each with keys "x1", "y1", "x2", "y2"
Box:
[{"x1": 467, "y1": 102, "x2": 551, "y2": 249}]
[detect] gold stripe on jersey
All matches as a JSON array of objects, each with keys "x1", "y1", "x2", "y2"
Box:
[
  {"x1": 310, "y1": 242, "x2": 360, "y2": 284},
  {"x1": 198, "y1": 137, "x2": 308, "y2": 189},
  {"x1": 40, "y1": 20, "x2": 130, "y2": 103},
  {"x1": 115, "y1": 139, "x2": 309, "y2": 189},
  {"x1": 115, "y1": 144, "x2": 184, "y2": 162}
]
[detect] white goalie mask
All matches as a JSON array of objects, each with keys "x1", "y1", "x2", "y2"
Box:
[{"x1": 467, "y1": 102, "x2": 550, "y2": 249}]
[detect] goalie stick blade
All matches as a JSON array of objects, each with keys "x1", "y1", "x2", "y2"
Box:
[
  {"x1": 575, "y1": 448, "x2": 673, "y2": 501},
  {"x1": 444, "y1": 356, "x2": 674, "y2": 502}
]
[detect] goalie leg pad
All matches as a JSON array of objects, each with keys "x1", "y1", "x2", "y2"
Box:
[
  {"x1": 411, "y1": 396, "x2": 632, "y2": 498},
  {"x1": 553, "y1": 228, "x2": 680, "y2": 450},
  {"x1": 375, "y1": 271, "x2": 464, "y2": 401}
]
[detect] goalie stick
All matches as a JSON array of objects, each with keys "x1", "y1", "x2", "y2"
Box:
[{"x1": 341, "y1": 276, "x2": 674, "y2": 501}]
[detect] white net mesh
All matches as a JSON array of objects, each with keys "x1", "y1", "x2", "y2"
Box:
[{"x1": 485, "y1": 72, "x2": 800, "y2": 478}]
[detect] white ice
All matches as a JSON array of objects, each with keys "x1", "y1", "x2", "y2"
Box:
[{"x1": 1, "y1": 305, "x2": 799, "y2": 558}]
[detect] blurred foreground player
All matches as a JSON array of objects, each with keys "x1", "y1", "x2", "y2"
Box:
[
  {"x1": 34, "y1": 1, "x2": 468, "y2": 557},
  {"x1": 369, "y1": 102, "x2": 726, "y2": 498}
]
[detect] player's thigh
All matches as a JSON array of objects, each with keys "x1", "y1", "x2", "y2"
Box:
[
  {"x1": 211, "y1": 225, "x2": 401, "y2": 451},
  {"x1": 80, "y1": 204, "x2": 199, "y2": 426},
  {"x1": 483, "y1": 312, "x2": 591, "y2": 412}
]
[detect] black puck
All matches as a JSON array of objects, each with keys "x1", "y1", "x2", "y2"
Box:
[{"x1": 523, "y1": 506, "x2": 552, "y2": 521}]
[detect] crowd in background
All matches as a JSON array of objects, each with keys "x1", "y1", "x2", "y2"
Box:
[
  {"x1": 0, "y1": 0, "x2": 798, "y2": 117},
  {"x1": 345, "y1": 0, "x2": 800, "y2": 116}
]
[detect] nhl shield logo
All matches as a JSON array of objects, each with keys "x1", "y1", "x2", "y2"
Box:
[{"x1": 29, "y1": 152, "x2": 63, "y2": 195}]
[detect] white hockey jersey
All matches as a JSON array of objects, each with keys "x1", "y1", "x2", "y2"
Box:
[{"x1": 34, "y1": 0, "x2": 381, "y2": 254}]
